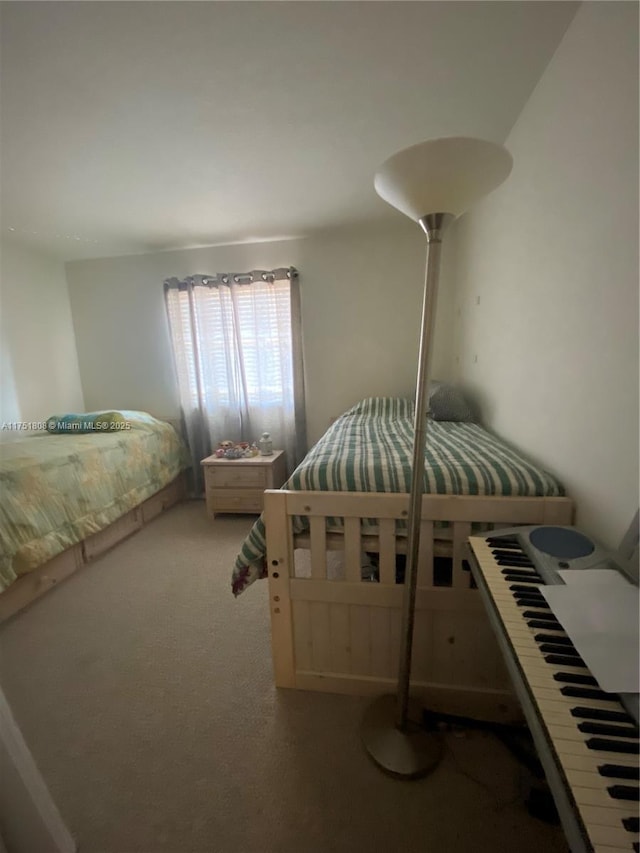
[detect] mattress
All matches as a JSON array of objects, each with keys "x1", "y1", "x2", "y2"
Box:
[
  {"x1": 0, "y1": 412, "x2": 189, "y2": 591},
  {"x1": 231, "y1": 397, "x2": 565, "y2": 596}
]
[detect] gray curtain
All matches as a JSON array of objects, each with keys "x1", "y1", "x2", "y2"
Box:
[{"x1": 164, "y1": 267, "x2": 306, "y2": 493}]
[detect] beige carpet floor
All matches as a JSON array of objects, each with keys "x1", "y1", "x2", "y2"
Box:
[{"x1": 0, "y1": 502, "x2": 570, "y2": 853}]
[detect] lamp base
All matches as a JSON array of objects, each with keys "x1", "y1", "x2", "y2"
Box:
[{"x1": 361, "y1": 694, "x2": 443, "y2": 779}]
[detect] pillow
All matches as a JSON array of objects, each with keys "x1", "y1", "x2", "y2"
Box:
[
  {"x1": 46, "y1": 411, "x2": 129, "y2": 433},
  {"x1": 342, "y1": 398, "x2": 414, "y2": 420},
  {"x1": 93, "y1": 411, "x2": 128, "y2": 429},
  {"x1": 46, "y1": 413, "x2": 95, "y2": 434},
  {"x1": 427, "y1": 382, "x2": 475, "y2": 422}
]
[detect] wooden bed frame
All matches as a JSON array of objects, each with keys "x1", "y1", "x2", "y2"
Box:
[
  {"x1": 265, "y1": 489, "x2": 574, "y2": 723},
  {"x1": 0, "y1": 472, "x2": 187, "y2": 625}
]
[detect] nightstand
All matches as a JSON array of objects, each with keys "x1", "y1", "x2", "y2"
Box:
[{"x1": 201, "y1": 450, "x2": 287, "y2": 517}]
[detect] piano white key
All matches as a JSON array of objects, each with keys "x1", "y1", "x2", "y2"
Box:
[
  {"x1": 559, "y1": 749, "x2": 639, "y2": 771},
  {"x1": 580, "y1": 810, "x2": 636, "y2": 836},
  {"x1": 589, "y1": 823, "x2": 639, "y2": 848},
  {"x1": 565, "y1": 767, "x2": 611, "y2": 790},
  {"x1": 573, "y1": 784, "x2": 638, "y2": 812}
]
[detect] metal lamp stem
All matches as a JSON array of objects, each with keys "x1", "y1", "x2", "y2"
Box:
[
  {"x1": 360, "y1": 212, "x2": 453, "y2": 779},
  {"x1": 396, "y1": 212, "x2": 453, "y2": 730}
]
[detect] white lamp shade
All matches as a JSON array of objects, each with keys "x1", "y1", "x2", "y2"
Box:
[{"x1": 374, "y1": 136, "x2": 513, "y2": 222}]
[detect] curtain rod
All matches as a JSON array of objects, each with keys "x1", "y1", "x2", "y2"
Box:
[{"x1": 164, "y1": 267, "x2": 298, "y2": 290}]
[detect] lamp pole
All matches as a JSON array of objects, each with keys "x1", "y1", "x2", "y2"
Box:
[
  {"x1": 360, "y1": 214, "x2": 452, "y2": 779},
  {"x1": 396, "y1": 212, "x2": 453, "y2": 729}
]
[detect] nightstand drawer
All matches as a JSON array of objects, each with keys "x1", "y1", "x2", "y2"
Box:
[
  {"x1": 201, "y1": 450, "x2": 286, "y2": 517},
  {"x1": 207, "y1": 488, "x2": 264, "y2": 513},
  {"x1": 206, "y1": 466, "x2": 267, "y2": 489}
]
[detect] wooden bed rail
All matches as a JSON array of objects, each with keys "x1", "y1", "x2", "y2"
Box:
[
  {"x1": 266, "y1": 489, "x2": 573, "y2": 584},
  {"x1": 281, "y1": 489, "x2": 574, "y2": 523},
  {"x1": 264, "y1": 489, "x2": 574, "y2": 721}
]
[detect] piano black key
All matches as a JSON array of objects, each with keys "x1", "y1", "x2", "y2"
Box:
[
  {"x1": 493, "y1": 554, "x2": 535, "y2": 567},
  {"x1": 499, "y1": 568, "x2": 540, "y2": 579},
  {"x1": 540, "y1": 643, "x2": 581, "y2": 656},
  {"x1": 527, "y1": 619, "x2": 563, "y2": 630},
  {"x1": 561, "y1": 686, "x2": 606, "y2": 700},
  {"x1": 511, "y1": 584, "x2": 545, "y2": 593},
  {"x1": 513, "y1": 589, "x2": 545, "y2": 599},
  {"x1": 622, "y1": 816, "x2": 640, "y2": 832},
  {"x1": 598, "y1": 764, "x2": 640, "y2": 780},
  {"x1": 496, "y1": 559, "x2": 537, "y2": 570},
  {"x1": 553, "y1": 672, "x2": 598, "y2": 686},
  {"x1": 523, "y1": 610, "x2": 555, "y2": 620},
  {"x1": 577, "y1": 721, "x2": 639, "y2": 739},
  {"x1": 587, "y1": 737, "x2": 639, "y2": 754},
  {"x1": 607, "y1": 784, "x2": 640, "y2": 801},
  {"x1": 546, "y1": 655, "x2": 587, "y2": 668},
  {"x1": 534, "y1": 633, "x2": 573, "y2": 645},
  {"x1": 501, "y1": 569, "x2": 539, "y2": 579},
  {"x1": 494, "y1": 553, "x2": 535, "y2": 562},
  {"x1": 504, "y1": 575, "x2": 540, "y2": 584},
  {"x1": 572, "y1": 706, "x2": 638, "y2": 725},
  {"x1": 516, "y1": 598, "x2": 548, "y2": 608}
]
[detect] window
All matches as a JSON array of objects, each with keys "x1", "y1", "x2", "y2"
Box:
[{"x1": 164, "y1": 268, "x2": 305, "y2": 480}]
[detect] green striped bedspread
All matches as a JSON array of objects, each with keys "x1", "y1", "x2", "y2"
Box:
[
  {"x1": 0, "y1": 413, "x2": 189, "y2": 592},
  {"x1": 232, "y1": 397, "x2": 564, "y2": 595}
]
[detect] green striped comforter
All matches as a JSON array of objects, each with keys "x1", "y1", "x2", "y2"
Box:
[{"x1": 232, "y1": 397, "x2": 564, "y2": 595}]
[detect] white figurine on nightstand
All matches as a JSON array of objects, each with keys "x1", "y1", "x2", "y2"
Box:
[{"x1": 258, "y1": 432, "x2": 273, "y2": 456}]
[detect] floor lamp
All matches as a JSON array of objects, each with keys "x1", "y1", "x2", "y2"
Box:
[{"x1": 361, "y1": 137, "x2": 513, "y2": 779}]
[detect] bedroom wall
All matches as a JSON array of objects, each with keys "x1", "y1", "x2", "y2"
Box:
[
  {"x1": 65, "y1": 222, "x2": 456, "y2": 446},
  {"x1": 0, "y1": 240, "x2": 85, "y2": 426},
  {"x1": 450, "y1": 2, "x2": 639, "y2": 549}
]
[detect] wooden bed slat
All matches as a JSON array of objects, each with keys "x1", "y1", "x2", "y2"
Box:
[
  {"x1": 378, "y1": 518, "x2": 396, "y2": 585},
  {"x1": 417, "y1": 519, "x2": 435, "y2": 587},
  {"x1": 343, "y1": 517, "x2": 361, "y2": 582},
  {"x1": 309, "y1": 516, "x2": 327, "y2": 579},
  {"x1": 452, "y1": 521, "x2": 472, "y2": 588}
]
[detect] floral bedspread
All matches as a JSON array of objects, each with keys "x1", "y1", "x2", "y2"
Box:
[{"x1": 0, "y1": 412, "x2": 189, "y2": 591}]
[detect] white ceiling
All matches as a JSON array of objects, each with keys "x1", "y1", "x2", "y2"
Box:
[{"x1": 0, "y1": 1, "x2": 579, "y2": 262}]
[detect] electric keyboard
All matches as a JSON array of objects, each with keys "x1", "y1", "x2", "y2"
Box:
[{"x1": 468, "y1": 525, "x2": 639, "y2": 853}]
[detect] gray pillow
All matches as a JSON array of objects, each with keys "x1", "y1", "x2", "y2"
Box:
[{"x1": 428, "y1": 381, "x2": 475, "y2": 422}]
